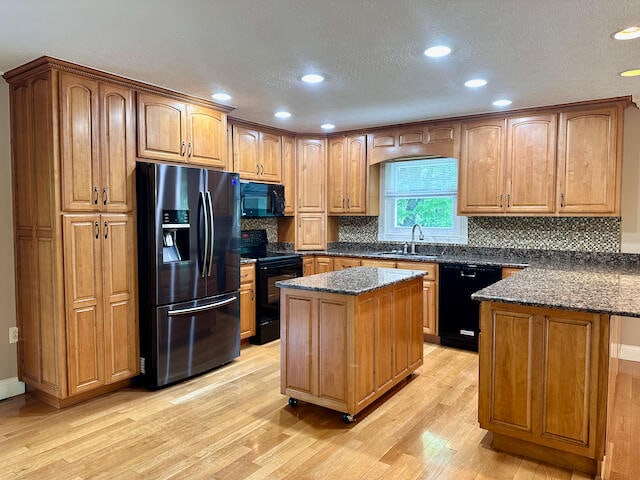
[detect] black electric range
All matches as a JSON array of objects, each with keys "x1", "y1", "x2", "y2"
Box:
[{"x1": 240, "y1": 230, "x2": 303, "y2": 344}]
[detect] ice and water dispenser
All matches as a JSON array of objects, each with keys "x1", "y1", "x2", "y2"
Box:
[{"x1": 162, "y1": 210, "x2": 190, "y2": 263}]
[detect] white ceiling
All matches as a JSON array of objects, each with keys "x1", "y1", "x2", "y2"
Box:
[{"x1": 0, "y1": 0, "x2": 638, "y2": 133}]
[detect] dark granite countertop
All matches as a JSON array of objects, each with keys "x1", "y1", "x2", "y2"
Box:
[
  {"x1": 471, "y1": 267, "x2": 640, "y2": 317},
  {"x1": 275, "y1": 267, "x2": 426, "y2": 295},
  {"x1": 240, "y1": 258, "x2": 257, "y2": 265}
]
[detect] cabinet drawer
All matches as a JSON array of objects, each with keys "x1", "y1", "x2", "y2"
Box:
[
  {"x1": 396, "y1": 261, "x2": 437, "y2": 280},
  {"x1": 240, "y1": 264, "x2": 255, "y2": 283}
]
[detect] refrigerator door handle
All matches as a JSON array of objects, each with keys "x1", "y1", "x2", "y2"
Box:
[
  {"x1": 167, "y1": 296, "x2": 237, "y2": 316},
  {"x1": 206, "y1": 191, "x2": 215, "y2": 276},
  {"x1": 200, "y1": 191, "x2": 209, "y2": 278}
]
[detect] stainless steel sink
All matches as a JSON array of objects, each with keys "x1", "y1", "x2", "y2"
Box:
[{"x1": 370, "y1": 252, "x2": 439, "y2": 260}]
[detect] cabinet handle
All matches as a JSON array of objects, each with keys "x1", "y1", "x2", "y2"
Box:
[
  {"x1": 104, "y1": 221, "x2": 109, "y2": 239},
  {"x1": 347, "y1": 198, "x2": 350, "y2": 209},
  {"x1": 342, "y1": 198, "x2": 345, "y2": 209},
  {"x1": 180, "y1": 141, "x2": 186, "y2": 156},
  {"x1": 251, "y1": 289, "x2": 254, "y2": 301},
  {"x1": 103, "y1": 187, "x2": 108, "y2": 205},
  {"x1": 187, "y1": 142, "x2": 192, "y2": 158},
  {"x1": 507, "y1": 194, "x2": 511, "y2": 208},
  {"x1": 93, "y1": 186, "x2": 99, "y2": 205},
  {"x1": 256, "y1": 164, "x2": 260, "y2": 175},
  {"x1": 499, "y1": 194, "x2": 503, "y2": 208},
  {"x1": 94, "y1": 221, "x2": 100, "y2": 239},
  {"x1": 260, "y1": 164, "x2": 264, "y2": 175},
  {"x1": 560, "y1": 193, "x2": 565, "y2": 207}
]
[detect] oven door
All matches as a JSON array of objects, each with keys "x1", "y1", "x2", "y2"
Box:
[{"x1": 256, "y1": 259, "x2": 302, "y2": 324}]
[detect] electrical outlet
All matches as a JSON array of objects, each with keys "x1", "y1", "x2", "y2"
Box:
[{"x1": 9, "y1": 327, "x2": 18, "y2": 344}]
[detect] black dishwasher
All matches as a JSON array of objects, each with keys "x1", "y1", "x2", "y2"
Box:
[{"x1": 438, "y1": 263, "x2": 502, "y2": 351}]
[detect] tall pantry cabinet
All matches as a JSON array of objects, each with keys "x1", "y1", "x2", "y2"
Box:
[{"x1": 4, "y1": 58, "x2": 138, "y2": 406}]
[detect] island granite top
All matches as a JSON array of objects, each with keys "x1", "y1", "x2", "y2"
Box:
[
  {"x1": 276, "y1": 267, "x2": 426, "y2": 296},
  {"x1": 471, "y1": 267, "x2": 640, "y2": 318}
]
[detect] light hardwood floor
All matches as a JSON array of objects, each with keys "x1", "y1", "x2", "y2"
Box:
[{"x1": 0, "y1": 343, "x2": 595, "y2": 479}]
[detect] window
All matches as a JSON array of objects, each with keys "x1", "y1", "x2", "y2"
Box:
[{"x1": 378, "y1": 158, "x2": 468, "y2": 244}]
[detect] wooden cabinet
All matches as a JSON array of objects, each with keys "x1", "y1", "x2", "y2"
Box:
[
  {"x1": 328, "y1": 135, "x2": 368, "y2": 214},
  {"x1": 5, "y1": 59, "x2": 141, "y2": 407},
  {"x1": 296, "y1": 214, "x2": 327, "y2": 250},
  {"x1": 63, "y1": 213, "x2": 137, "y2": 395},
  {"x1": 314, "y1": 256, "x2": 334, "y2": 273},
  {"x1": 557, "y1": 105, "x2": 622, "y2": 215},
  {"x1": 280, "y1": 276, "x2": 423, "y2": 417},
  {"x1": 502, "y1": 266, "x2": 524, "y2": 279},
  {"x1": 239, "y1": 263, "x2": 256, "y2": 340},
  {"x1": 297, "y1": 138, "x2": 326, "y2": 212},
  {"x1": 479, "y1": 302, "x2": 608, "y2": 474},
  {"x1": 360, "y1": 259, "x2": 397, "y2": 268},
  {"x1": 396, "y1": 262, "x2": 438, "y2": 336},
  {"x1": 60, "y1": 73, "x2": 135, "y2": 213},
  {"x1": 232, "y1": 126, "x2": 282, "y2": 182},
  {"x1": 333, "y1": 257, "x2": 362, "y2": 270},
  {"x1": 282, "y1": 135, "x2": 296, "y2": 215},
  {"x1": 137, "y1": 92, "x2": 227, "y2": 169},
  {"x1": 460, "y1": 114, "x2": 557, "y2": 215},
  {"x1": 367, "y1": 122, "x2": 460, "y2": 165},
  {"x1": 302, "y1": 256, "x2": 315, "y2": 276}
]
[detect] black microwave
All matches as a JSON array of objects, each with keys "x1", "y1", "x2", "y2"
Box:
[{"x1": 240, "y1": 181, "x2": 285, "y2": 217}]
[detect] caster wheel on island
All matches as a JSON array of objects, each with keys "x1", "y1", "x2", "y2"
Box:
[
  {"x1": 342, "y1": 413, "x2": 355, "y2": 424},
  {"x1": 288, "y1": 397, "x2": 298, "y2": 407}
]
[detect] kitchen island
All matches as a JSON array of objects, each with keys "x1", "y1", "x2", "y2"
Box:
[
  {"x1": 276, "y1": 267, "x2": 425, "y2": 421},
  {"x1": 472, "y1": 267, "x2": 640, "y2": 476}
]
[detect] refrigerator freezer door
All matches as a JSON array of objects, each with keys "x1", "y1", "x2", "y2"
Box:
[
  {"x1": 150, "y1": 291, "x2": 240, "y2": 388},
  {"x1": 206, "y1": 170, "x2": 241, "y2": 296}
]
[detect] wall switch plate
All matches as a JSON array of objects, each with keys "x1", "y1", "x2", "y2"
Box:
[{"x1": 9, "y1": 327, "x2": 18, "y2": 344}]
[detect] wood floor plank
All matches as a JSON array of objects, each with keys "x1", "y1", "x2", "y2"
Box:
[{"x1": 0, "y1": 341, "x2": 624, "y2": 479}]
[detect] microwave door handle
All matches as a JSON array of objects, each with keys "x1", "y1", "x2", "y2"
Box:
[
  {"x1": 206, "y1": 191, "x2": 215, "y2": 276},
  {"x1": 200, "y1": 192, "x2": 209, "y2": 278}
]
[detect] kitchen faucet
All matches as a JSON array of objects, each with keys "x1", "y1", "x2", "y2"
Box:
[{"x1": 410, "y1": 223, "x2": 424, "y2": 254}]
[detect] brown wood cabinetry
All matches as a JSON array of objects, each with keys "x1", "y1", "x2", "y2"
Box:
[
  {"x1": 239, "y1": 263, "x2": 256, "y2": 340},
  {"x1": 137, "y1": 93, "x2": 227, "y2": 169},
  {"x1": 557, "y1": 105, "x2": 622, "y2": 215},
  {"x1": 280, "y1": 275, "x2": 423, "y2": 417},
  {"x1": 333, "y1": 257, "x2": 362, "y2": 270},
  {"x1": 4, "y1": 58, "x2": 141, "y2": 407},
  {"x1": 60, "y1": 73, "x2": 136, "y2": 213},
  {"x1": 297, "y1": 137, "x2": 326, "y2": 212},
  {"x1": 232, "y1": 126, "x2": 282, "y2": 182},
  {"x1": 396, "y1": 262, "x2": 438, "y2": 336},
  {"x1": 367, "y1": 122, "x2": 460, "y2": 165},
  {"x1": 328, "y1": 135, "x2": 371, "y2": 214},
  {"x1": 478, "y1": 302, "x2": 608, "y2": 474},
  {"x1": 459, "y1": 114, "x2": 556, "y2": 215},
  {"x1": 360, "y1": 259, "x2": 397, "y2": 268},
  {"x1": 302, "y1": 257, "x2": 315, "y2": 276},
  {"x1": 282, "y1": 135, "x2": 296, "y2": 215},
  {"x1": 314, "y1": 256, "x2": 334, "y2": 273},
  {"x1": 502, "y1": 266, "x2": 524, "y2": 279}
]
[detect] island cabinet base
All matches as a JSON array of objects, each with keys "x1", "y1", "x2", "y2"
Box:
[
  {"x1": 478, "y1": 301, "x2": 610, "y2": 476},
  {"x1": 280, "y1": 277, "x2": 423, "y2": 418}
]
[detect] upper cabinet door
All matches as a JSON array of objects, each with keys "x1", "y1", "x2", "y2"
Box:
[
  {"x1": 60, "y1": 73, "x2": 100, "y2": 212},
  {"x1": 297, "y1": 138, "x2": 326, "y2": 213},
  {"x1": 259, "y1": 132, "x2": 282, "y2": 182},
  {"x1": 186, "y1": 104, "x2": 227, "y2": 169},
  {"x1": 557, "y1": 106, "x2": 621, "y2": 215},
  {"x1": 345, "y1": 135, "x2": 367, "y2": 213},
  {"x1": 327, "y1": 137, "x2": 347, "y2": 214},
  {"x1": 137, "y1": 93, "x2": 186, "y2": 162},
  {"x1": 282, "y1": 135, "x2": 296, "y2": 215},
  {"x1": 233, "y1": 126, "x2": 260, "y2": 179},
  {"x1": 506, "y1": 114, "x2": 556, "y2": 214},
  {"x1": 459, "y1": 118, "x2": 506, "y2": 214},
  {"x1": 100, "y1": 84, "x2": 135, "y2": 213}
]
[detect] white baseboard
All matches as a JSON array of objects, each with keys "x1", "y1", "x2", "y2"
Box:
[
  {"x1": 0, "y1": 377, "x2": 25, "y2": 400},
  {"x1": 619, "y1": 344, "x2": 640, "y2": 363}
]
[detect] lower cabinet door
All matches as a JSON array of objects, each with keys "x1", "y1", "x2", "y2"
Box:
[
  {"x1": 64, "y1": 214, "x2": 105, "y2": 395},
  {"x1": 239, "y1": 281, "x2": 255, "y2": 339}
]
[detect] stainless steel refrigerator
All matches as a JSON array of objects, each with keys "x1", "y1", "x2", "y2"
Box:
[{"x1": 136, "y1": 162, "x2": 241, "y2": 388}]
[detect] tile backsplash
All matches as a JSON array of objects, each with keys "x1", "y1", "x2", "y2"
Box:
[
  {"x1": 241, "y1": 218, "x2": 278, "y2": 243},
  {"x1": 337, "y1": 216, "x2": 621, "y2": 252}
]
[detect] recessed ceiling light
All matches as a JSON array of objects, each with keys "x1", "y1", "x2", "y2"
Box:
[
  {"x1": 211, "y1": 92, "x2": 231, "y2": 101},
  {"x1": 274, "y1": 111, "x2": 292, "y2": 119},
  {"x1": 613, "y1": 26, "x2": 640, "y2": 40},
  {"x1": 493, "y1": 99, "x2": 513, "y2": 107},
  {"x1": 620, "y1": 69, "x2": 640, "y2": 77},
  {"x1": 465, "y1": 79, "x2": 487, "y2": 88},
  {"x1": 320, "y1": 123, "x2": 335, "y2": 130},
  {"x1": 424, "y1": 45, "x2": 451, "y2": 58},
  {"x1": 301, "y1": 73, "x2": 324, "y2": 84}
]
